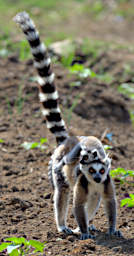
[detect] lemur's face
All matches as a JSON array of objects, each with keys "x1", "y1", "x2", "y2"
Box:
[{"x1": 79, "y1": 147, "x2": 111, "y2": 184}]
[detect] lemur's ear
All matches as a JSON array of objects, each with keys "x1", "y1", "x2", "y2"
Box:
[
  {"x1": 91, "y1": 149, "x2": 100, "y2": 159},
  {"x1": 102, "y1": 154, "x2": 111, "y2": 169},
  {"x1": 91, "y1": 149, "x2": 98, "y2": 158}
]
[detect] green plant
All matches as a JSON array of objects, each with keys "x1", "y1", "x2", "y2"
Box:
[
  {"x1": 129, "y1": 110, "x2": 134, "y2": 125},
  {"x1": 121, "y1": 194, "x2": 134, "y2": 208},
  {"x1": 69, "y1": 63, "x2": 96, "y2": 79},
  {"x1": 110, "y1": 168, "x2": 134, "y2": 184},
  {"x1": 6, "y1": 97, "x2": 12, "y2": 115},
  {"x1": 0, "y1": 237, "x2": 46, "y2": 255},
  {"x1": 61, "y1": 52, "x2": 75, "y2": 67},
  {"x1": 104, "y1": 145, "x2": 113, "y2": 150},
  {"x1": 118, "y1": 83, "x2": 134, "y2": 99},
  {"x1": 96, "y1": 73, "x2": 114, "y2": 84},
  {"x1": 18, "y1": 40, "x2": 31, "y2": 61},
  {"x1": 21, "y1": 138, "x2": 48, "y2": 150}
]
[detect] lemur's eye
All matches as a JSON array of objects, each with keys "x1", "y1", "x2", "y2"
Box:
[
  {"x1": 89, "y1": 168, "x2": 96, "y2": 174},
  {"x1": 99, "y1": 168, "x2": 105, "y2": 174},
  {"x1": 83, "y1": 155, "x2": 88, "y2": 161}
]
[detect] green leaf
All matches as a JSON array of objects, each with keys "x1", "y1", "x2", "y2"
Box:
[
  {"x1": 121, "y1": 198, "x2": 129, "y2": 207},
  {"x1": 40, "y1": 138, "x2": 47, "y2": 144},
  {"x1": 29, "y1": 240, "x2": 45, "y2": 252},
  {"x1": 121, "y1": 195, "x2": 134, "y2": 208},
  {"x1": 9, "y1": 248, "x2": 20, "y2": 256},
  {"x1": 0, "y1": 139, "x2": 4, "y2": 143},
  {"x1": 61, "y1": 52, "x2": 74, "y2": 67},
  {"x1": 5, "y1": 237, "x2": 28, "y2": 246},
  {"x1": 118, "y1": 83, "x2": 134, "y2": 99},
  {"x1": 69, "y1": 63, "x2": 84, "y2": 73},
  {"x1": 104, "y1": 145, "x2": 113, "y2": 150},
  {"x1": 69, "y1": 64, "x2": 96, "y2": 78},
  {"x1": 30, "y1": 142, "x2": 40, "y2": 149},
  {"x1": 0, "y1": 242, "x2": 11, "y2": 252},
  {"x1": 130, "y1": 194, "x2": 134, "y2": 199},
  {"x1": 21, "y1": 140, "x2": 47, "y2": 150},
  {"x1": 21, "y1": 141, "x2": 39, "y2": 150}
]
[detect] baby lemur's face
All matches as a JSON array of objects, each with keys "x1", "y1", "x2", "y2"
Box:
[{"x1": 79, "y1": 147, "x2": 111, "y2": 184}]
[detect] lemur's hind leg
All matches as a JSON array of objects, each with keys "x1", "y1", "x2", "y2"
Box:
[{"x1": 53, "y1": 167, "x2": 72, "y2": 234}]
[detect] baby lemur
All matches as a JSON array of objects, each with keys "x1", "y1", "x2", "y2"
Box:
[{"x1": 14, "y1": 12, "x2": 122, "y2": 240}]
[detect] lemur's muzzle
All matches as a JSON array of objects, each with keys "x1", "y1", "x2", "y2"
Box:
[{"x1": 93, "y1": 174, "x2": 101, "y2": 183}]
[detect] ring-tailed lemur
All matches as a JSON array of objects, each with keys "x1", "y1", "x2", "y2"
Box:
[{"x1": 14, "y1": 12, "x2": 122, "y2": 240}]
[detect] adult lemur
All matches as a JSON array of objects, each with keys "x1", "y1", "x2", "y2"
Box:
[{"x1": 14, "y1": 12, "x2": 122, "y2": 240}]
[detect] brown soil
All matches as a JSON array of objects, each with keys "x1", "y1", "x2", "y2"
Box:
[{"x1": 0, "y1": 35, "x2": 134, "y2": 256}]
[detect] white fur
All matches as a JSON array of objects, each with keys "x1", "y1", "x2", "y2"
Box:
[
  {"x1": 47, "y1": 120, "x2": 65, "y2": 129},
  {"x1": 39, "y1": 91, "x2": 58, "y2": 102},
  {"x1": 31, "y1": 43, "x2": 46, "y2": 54},
  {"x1": 37, "y1": 73, "x2": 55, "y2": 86},
  {"x1": 34, "y1": 58, "x2": 51, "y2": 68},
  {"x1": 26, "y1": 30, "x2": 39, "y2": 41},
  {"x1": 81, "y1": 150, "x2": 88, "y2": 156},
  {"x1": 41, "y1": 107, "x2": 61, "y2": 116}
]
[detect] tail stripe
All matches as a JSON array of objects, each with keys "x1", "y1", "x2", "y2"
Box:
[
  {"x1": 50, "y1": 125, "x2": 66, "y2": 133},
  {"x1": 41, "y1": 107, "x2": 61, "y2": 116},
  {"x1": 47, "y1": 120, "x2": 65, "y2": 129},
  {"x1": 46, "y1": 112, "x2": 62, "y2": 122},
  {"x1": 34, "y1": 58, "x2": 51, "y2": 69},
  {"x1": 40, "y1": 83, "x2": 55, "y2": 94},
  {"x1": 39, "y1": 91, "x2": 58, "y2": 102},
  {"x1": 42, "y1": 99, "x2": 57, "y2": 109},
  {"x1": 31, "y1": 43, "x2": 46, "y2": 55},
  {"x1": 14, "y1": 12, "x2": 68, "y2": 144},
  {"x1": 37, "y1": 74, "x2": 55, "y2": 86}
]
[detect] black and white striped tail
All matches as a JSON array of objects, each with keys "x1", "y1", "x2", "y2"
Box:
[{"x1": 14, "y1": 12, "x2": 69, "y2": 145}]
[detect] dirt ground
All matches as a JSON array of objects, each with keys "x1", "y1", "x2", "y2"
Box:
[{"x1": 0, "y1": 12, "x2": 134, "y2": 256}]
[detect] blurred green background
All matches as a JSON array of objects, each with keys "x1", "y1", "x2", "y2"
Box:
[{"x1": 0, "y1": 0, "x2": 134, "y2": 55}]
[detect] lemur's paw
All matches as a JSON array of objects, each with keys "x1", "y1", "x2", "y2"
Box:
[
  {"x1": 113, "y1": 230, "x2": 123, "y2": 238},
  {"x1": 58, "y1": 226, "x2": 73, "y2": 235},
  {"x1": 80, "y1": 233, "x2": 96, "y2": 240},
  {"x1": 88, "y1": 224, "x2": 98, "y2": 232},
  {"x1": 107, "y1": 229, "x2": 123, "y2": 238}
]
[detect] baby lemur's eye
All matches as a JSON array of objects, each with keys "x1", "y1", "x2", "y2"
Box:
[
  {"x1": 99, "y1": 168, "x2": 105, "y2": 174},
  {"x1": 83, "y1": 155, "x2": 88, "y2": 161},
  {"x1": 89, "y1": 167, "x2": 96, "y2": 174}
]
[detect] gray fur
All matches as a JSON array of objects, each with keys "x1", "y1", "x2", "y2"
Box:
[{"x1": 14, "y1": 12, "x2": 122, "y2": 240}]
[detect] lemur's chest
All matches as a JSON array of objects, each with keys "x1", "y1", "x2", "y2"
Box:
[{"x1": 87, "y1": 181, "x2": 104, "y2": 196}]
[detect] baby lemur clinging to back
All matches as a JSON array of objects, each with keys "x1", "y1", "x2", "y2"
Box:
[{"x1": 14, "y1": 12, "x2": 122, "y2": 240}]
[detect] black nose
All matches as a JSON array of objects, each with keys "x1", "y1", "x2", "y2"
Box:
[{"x1": 94, "y1": 177, "x2": 101, "y2": 183}]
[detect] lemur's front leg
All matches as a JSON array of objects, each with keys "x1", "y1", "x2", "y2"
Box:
[
  {"x1": 73, "y1": 174, "x2": 95, "y2": 240},
  {"x1": 103, "y1": 175, "x2": 123, "y2": 237}
]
